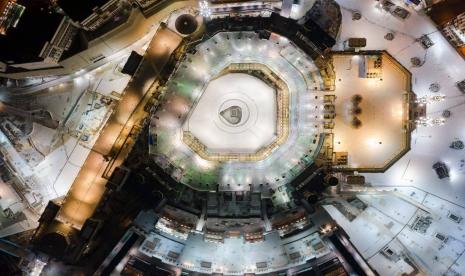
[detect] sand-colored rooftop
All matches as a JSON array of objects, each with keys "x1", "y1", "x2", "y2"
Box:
[{"x1": 331, "y1": 51, "x2": 412, "y2": 171}]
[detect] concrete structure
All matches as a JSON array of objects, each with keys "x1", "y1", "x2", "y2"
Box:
[
  {"x1": 442, "y1": 11, "x2": 465, "y2": 48},
  {"x1": 0, "y1": 0, "x2": 25, "y2": 35},
  {"x1": 150, "y1": 31, "x2": 324, "y2": 192}
]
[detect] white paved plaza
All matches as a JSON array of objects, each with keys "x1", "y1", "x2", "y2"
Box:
[
  {"x1": 335, "y1": 0, "x2": 465, "y2": 203},
  {"x1": 327, "y1": 0, "x2": 465, "y2": 274}
]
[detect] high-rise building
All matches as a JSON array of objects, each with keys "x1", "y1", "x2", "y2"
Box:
[
  {"x1": 442, "y1": 12, "x2": 465, "y2": 48},
  {"x1": 0, "y1": 0, "x2": 25, "y2": 35}
]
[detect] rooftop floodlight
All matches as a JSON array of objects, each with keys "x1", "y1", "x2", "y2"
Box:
[
  {"x1": 415, "y1": 94, "x2": 446, "y2": 105},
  {"x1": 415, "y1": 116, "x2": 446, "y2": 127},
  {"x1": 199, "y1": 0, "x2": 212, "y2": 18}
]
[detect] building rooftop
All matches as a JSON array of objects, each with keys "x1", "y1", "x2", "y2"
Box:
[
  {"x1": 332, "y1": 52, "x2": 412, "y2": 171},
  {"x1": 57, "y1": 0, "x2": 111, "y2": 22},
  {"x1": 0, "y1": 0, "x2": 62, "y2": 64},
  {"x1": 429, "y1": 0, "x2": 465, "y2": 25},
  {"x1": 0, "y1": 0, "x2": 26, "y2": 35}
]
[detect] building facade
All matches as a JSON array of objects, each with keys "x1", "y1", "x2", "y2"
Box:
[{"x1": 442, "y1": 11, "x2": 465, "y2": 48}]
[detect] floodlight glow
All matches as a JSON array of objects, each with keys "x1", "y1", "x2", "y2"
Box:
[
  {"x1": 451, "y1": 26, "x2": 465, "y2": 45},
  {"x1": 416, "y1": 94, "x2": 446, "y2": 104},
  {"x1": 194, "y1": 155, "x2": 214, "y2": 169},
  {"x1": 416, "y1": 116, "x2": 446, "y2": 127},
  {"x1": 199, "y1": 0, "x2": 212, "y2": 18}
]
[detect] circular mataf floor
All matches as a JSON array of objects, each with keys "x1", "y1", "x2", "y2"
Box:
[{"x1": 183, "y1": 73, "x2": 277, "y2": 153}]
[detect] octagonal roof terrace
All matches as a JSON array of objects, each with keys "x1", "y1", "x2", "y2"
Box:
[
  {"x1": 149, "y1": 31, "x2": 325, "y2": 192},
  {"x1": 182, "y1": 63, "x2": 290, "y2": 161}
]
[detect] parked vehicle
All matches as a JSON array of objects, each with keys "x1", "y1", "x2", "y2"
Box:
[
  {"x1": 391, "y1": 6, "x2": 410, "y2": 20},
  {"x1": 433, "y1": 162, "x2": 449, "y2": 179}
]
